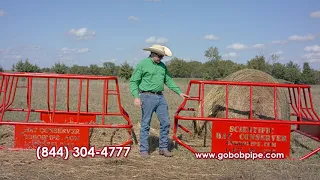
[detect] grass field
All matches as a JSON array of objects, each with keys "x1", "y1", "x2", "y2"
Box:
[{"x1": 0, "y1": 75, "x2": 320, "y2": 180}]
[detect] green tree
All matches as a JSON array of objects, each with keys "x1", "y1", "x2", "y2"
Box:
[
  {"x1": 202, "y1": 60, "x2": 218, "y2": 80},
  {"x1": 247, "y1": 55, "x2": 272, "y2": 74},
  {"x1": 88, "y1": 64, "x2": 102, "y2": 75},
  {"x1": 185, "y1": 60, "x2": 204, "y2": 78},
  {"x1": 205, "y1": 47, "x2": 222, "y2": 62},
  {"x1": 13, "y1": 60, "x2": 24, "y2": 72},
  {"x1": 12, "y1": 59, "x2": 40, "y2": 72},
  {"x1": 166, "y1": 57, "x2": 188, "y2": 78},
  {"x1": 217, "y1": 60, "x2": 245, "y2": 77},
  {"x1": 68, "y1": 65, "x2": 90, "y2": 74},
  {"x1": 272, "y1": 62, "x2": 286, "y2": 79},
  {"x1": 301, "y1": 62, "x2": 316, "y2": 84},
  {"x1": 102, "y1": 62, "x2": 118, "y2": 76},
  {"x1": 51, "y1": 62, "x2": 68, "y2": 74},
  {"x1": 202, "y1": 47, "x2": 223, "y2": 80},
  {"x1": 41, "y1": 67, "x2": 51, "y2": 72},
  {"x1": 315, "y1": 70, "x2": 320, "y2": 84},
  {"x1": 119, "y1": 61, "x2": 133, "y2": 81},
  {"x1": 283, "y1": 61, "x2": 301, "y2": 84},
  {"x1": 269, "y1": 54, "x2": 280, "y2": 64}
]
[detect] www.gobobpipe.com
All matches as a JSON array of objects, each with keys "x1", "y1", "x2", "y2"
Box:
[{"x1": 194, "y1": 151, "x2": 285, "y2": 160}]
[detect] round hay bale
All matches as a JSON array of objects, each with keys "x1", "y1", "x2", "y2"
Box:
[{"x1": 193, "y1": 68, "x2": 290, "y2": 137}]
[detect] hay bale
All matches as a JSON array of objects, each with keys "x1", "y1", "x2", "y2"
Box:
[{"x1": 193, "y1": 68, "x2": 290, "y2": 137}]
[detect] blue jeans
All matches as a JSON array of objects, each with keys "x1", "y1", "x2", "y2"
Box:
[{"x1": 139, "y1": 93, "x2": 170, "y2": 153}]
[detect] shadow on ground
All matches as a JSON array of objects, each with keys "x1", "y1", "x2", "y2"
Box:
[{"x1": 147, "y1": 135, "x2": 178, "y2": 153}]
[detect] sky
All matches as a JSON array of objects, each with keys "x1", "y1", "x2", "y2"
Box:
[{"x1": 0, "y1": 0, "x2": 320, "y2": 70}]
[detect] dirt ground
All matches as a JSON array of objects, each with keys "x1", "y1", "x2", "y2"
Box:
[
  {"x1": 0, "y1": 144, "x2": 320, "y2": 180},
  {"x1": 0, "y1": 124, "x2": 319, "y2": 180},
  {"x1": 0, "y1": 78, "x2": 319, "y2": 179}
]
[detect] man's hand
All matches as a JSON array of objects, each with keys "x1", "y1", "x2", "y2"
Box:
[
  {"x1": 179, "y1": 93, "x2": 190, "y2": 99},
  {"x1": 134, "y1": 98, "x2": 142, "y2": 107}
]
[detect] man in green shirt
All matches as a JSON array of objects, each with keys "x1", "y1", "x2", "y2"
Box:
[{"x1": 129, "y1": 44, "x2": 189, "y2": 158}]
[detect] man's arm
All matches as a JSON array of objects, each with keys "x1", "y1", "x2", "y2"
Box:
[
  {"x1": 164, "y1": 66, "x2": 182, "y2": 95},
  {"x1": 129, "y1": 63, "x2": 143, "y2": 98}
]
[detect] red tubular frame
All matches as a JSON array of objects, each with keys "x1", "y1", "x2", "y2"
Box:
[
  {"x1": 173, "y1": 80, "x2": 320, "y2": 160},
  {"x1": 0, "y1": 72, "x2": 134, "y2": 150}
]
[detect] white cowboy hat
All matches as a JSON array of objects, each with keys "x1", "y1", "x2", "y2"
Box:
[{"x1": 143, "y1": 44, "x2": 172, "y2": 57}]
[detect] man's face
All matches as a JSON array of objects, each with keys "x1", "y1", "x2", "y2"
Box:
[{"x1": 153, "y1": 53, "x2": 164, "y2": 63}]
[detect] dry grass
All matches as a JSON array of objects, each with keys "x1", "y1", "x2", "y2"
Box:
[{"x1": 0, "y1": 75, "x2": 319, "y2": 180}]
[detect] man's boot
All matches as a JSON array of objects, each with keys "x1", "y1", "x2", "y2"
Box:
[
  {"x1": 159, "y1": 150, "x2": 173, "y2": 157},
  {"x1": 140, "y1": 152, "x2": 150, "y2": 159}
]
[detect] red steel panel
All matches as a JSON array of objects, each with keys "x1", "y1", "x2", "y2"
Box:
[
  {"x1": 14, "y1": 125, "x2": 89, "y2": 149},
  {"x1": 40, "y1": 112, "x2": 96, "y2": 124},
  {"x1": 211, "y1": 121, "x2": 291, "y2": 158}
]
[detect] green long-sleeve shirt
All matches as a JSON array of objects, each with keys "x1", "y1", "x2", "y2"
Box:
[{"x1": 129, "y1": 58, "x2": 182, "y2": 98}]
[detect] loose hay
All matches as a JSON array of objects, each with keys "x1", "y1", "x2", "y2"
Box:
[
  {"x1": 193, "y1": 68, "x2": 291, "y2": 137},
  {"x1": 0, "y1": 125, "x2": 14, "y2": 147},
  {"x1": 89, "y1": 121, "x2": 159, "y2": 150}
]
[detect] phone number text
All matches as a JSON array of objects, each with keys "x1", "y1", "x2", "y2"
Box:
[{"x1": 36, "y1": 146, "x2": 131, "y2": 160}]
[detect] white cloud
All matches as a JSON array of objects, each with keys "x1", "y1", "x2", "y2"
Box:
[
  {"x1": 109, "y1": 58, "x2": 116, "y2": 62},
  {"x1": 60, "y1": 48, "x2": 70, "y2": 54},
  {"x1": 272, "y1": 40, "x2": 288, "y2": 45},
  {"x1": 227, "y1": 43, "x2": 248, "y2": 50},
  {"x1": 181, "y1": 57, "x2": 192, "y2": 61},
  {"x1": 288, "y1": 34, "x2": 316, "y2": 41},
  {"x1": 204, "y1": 34, "x2": 219, "y2": 40},
  {"x1": 68, "y1": 28, "x2": 96, "y2": 40},
  {"x1": 304, "y1": 45, "x2": 320, "y2": 52},
  {"x1": 272, "y1": 34, "x2": 316, "y2": 45},
  {"x1": 60, "y1": 47, "x2": 89, "y2": 54},
  {"x1": 270, "y1": 50, "x2": 283, "y2": 55},
  {"x1": 76, "y1": 48, "x2": 89, "y2": 53},
  {"x1": 0, "y1": 49, "x2": 10, "y2": 54},
  {"x1": 145, "y1": 36, "x2": 168, "y2": 44},
  {"x1": 224, "y1": 52, "x2": 237, "y2": 58},
  {"x1": 23, "y1": 45, "x2": 40, "y2": 51},
  {"x1": 0, "y1": 9, "x2": 5, "y2": 16},
  {"x1": 302, "y1": 52, "x2": 320, "y2": 63},
  {"x1": 0, "y1": 46, "x2": 40, "y2": 57},
  {"x1": 0, "y1": 48, "x2": 23, "y2": 60},
  {"x1": 253, "y1": 44, "x2": 265, "y2": 48},
  {"x1": 100, "y1": 58, "x2": 116, "y2": 63},
  {"x1": 4, "y1": 55, "x2": 22, "y2": 60},
  {"x1": 310, "y1": 11, "x2": 320, "y2": 18},
  {"x1": 58, "y1": 47, "x2": 89, "y2": 61},
  {"x1": 128, "y1": 16, "x2": 139, "y2": 21},
  {"x1": 302, "y1": 46, "x2": 320, "y2": 63},
  {"x1": 58, "y1": 55, "x2": 73, "y2": 61}
]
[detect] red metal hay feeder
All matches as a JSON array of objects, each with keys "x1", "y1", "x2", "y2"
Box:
[
  {"x1": 0, "y1": 72, "x2": 135, "y2": 150},
  {"x1": 173, "y1": 80, "x2": 320, "y2": 160}
]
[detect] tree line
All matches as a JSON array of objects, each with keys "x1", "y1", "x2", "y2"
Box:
[{"x1": 1, "y1": 46, "x2": 319, "y2": 84}]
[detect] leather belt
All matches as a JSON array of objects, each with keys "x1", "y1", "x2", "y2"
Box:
[{"x1": 141, "y1": 91, "x2": 163, "y2": 95}]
